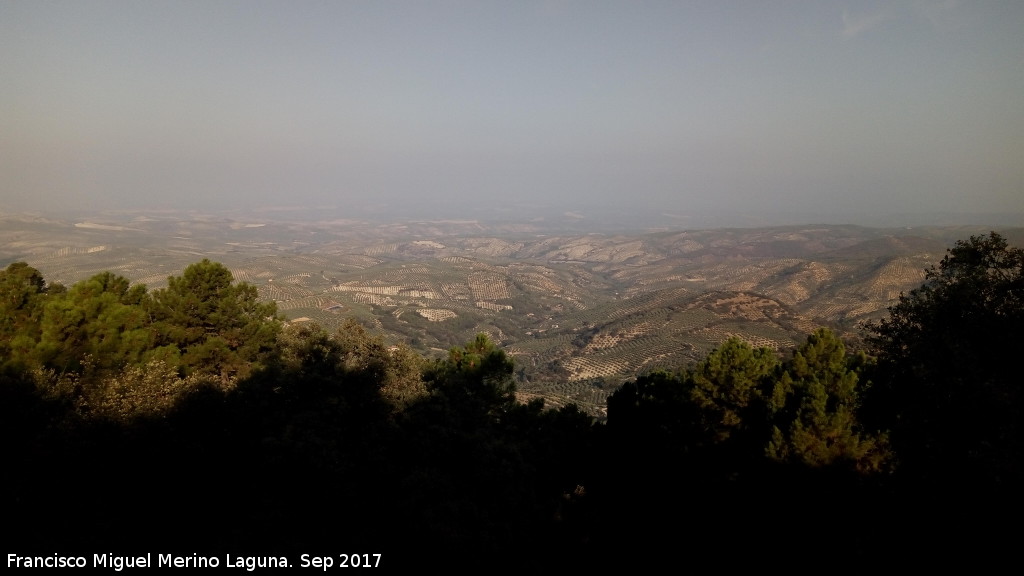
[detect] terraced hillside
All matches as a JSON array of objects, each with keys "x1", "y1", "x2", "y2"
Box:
[{"x1": 4, "y1": 211, "x2": 1019, "y2": 416}]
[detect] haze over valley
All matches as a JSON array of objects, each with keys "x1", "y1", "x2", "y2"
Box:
[
  {"x1": 5, "y1": 2, "x2": 1024, "y2": 565},
  {"x1": 4, "y1": 2, "x2": 1021, "y2": 225}
]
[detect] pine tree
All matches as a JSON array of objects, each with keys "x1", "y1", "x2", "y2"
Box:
[
  {"x1": 687, "y1": 337, "x2": 778, "y2": 445},
  {"x1": 0, "y1": 262, "x2": 52, "y2": 371},
  {"x1": 149, "y1": 259, "x2": 282, "y2": 383},
  {"x1": 767, "y1": 328, "x2": 891, "y2": 473}
]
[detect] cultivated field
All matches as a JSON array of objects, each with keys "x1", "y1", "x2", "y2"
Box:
[{"x1": 4, "y1": 211, "x2": 1017, "y2": 417}]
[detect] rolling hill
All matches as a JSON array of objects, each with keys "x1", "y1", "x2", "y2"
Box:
[{"x1": 3, "y1": 210, "x2": 1019, "y2": 416}]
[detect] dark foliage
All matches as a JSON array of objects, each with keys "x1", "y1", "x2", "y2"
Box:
[
  {"x1": 863, "y1": 232, "x2": 1024, "y2": 490},
  {"x1": 3, "y1": 243, "x2": 1022, "y2": 568}
]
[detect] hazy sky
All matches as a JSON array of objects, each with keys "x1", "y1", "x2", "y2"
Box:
[{"x1": 2, "y1": 1, "x2": 1022, "y2": 224}]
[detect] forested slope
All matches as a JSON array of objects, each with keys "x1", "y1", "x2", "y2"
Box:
[{"x1": 2, "y1": 234, "x2": 1021, "y2": 568}]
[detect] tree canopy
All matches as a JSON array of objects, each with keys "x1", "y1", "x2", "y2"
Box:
[
  {"x1": 36, "y1": 271, "x2": 151, "y2": 374},
  {"x1": 863, "y1": 232, "x2": 1023, "y2": 487},
  {"x1": 4, "y1": 238, "x2": 1021, "y2": 566},
  {"x1": 149, "y1": 259, "x2": 283, "y2": 382},
  {"x1": 767, "y1": 328, "x2": 890, "y2": 473},
  {"x1": 0, "y1": 262, "x2": 54, "y2": 372}
]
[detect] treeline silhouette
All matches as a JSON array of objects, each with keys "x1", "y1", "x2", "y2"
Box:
[{"x1": 2, "y1": 234, "x2": 1021, "y2": 569}]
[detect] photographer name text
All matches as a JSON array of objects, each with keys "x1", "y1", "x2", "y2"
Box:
[{"x1": 7, "y1": 553, "x2": 381, "y2": 570}]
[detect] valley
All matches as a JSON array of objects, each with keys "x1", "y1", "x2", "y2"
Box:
[{"x1": 4, "y1": 211, "x2": 1018, "y2": 417}]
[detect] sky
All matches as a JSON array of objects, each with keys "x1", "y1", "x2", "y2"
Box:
[{"x1": 2, "y1": 1, "x2": 1022, "y2": 226}]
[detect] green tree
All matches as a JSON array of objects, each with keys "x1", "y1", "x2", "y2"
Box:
[
  {"x1": 424, "y1": 333, "x2": 516, "y2": 415},
  {"x1": 686, "y1": 336, "x2": 778, "y2": 446},
  {"x1": 149, "y1": 259, "x2": 282, "y2": 383},
  {"x1": 863, "y1": 232, "x2": 1024, "y2": 486},
  {"x1": 606, "y1": 370, "x2": 691, "y2": 438},
  {"x1": 767, "y1": 328, "x2": 891, "y2": 473},
  {"x1": 271, "y1": 319, "x2": 425, "y2": 413},
  {"x1": 0, "y1": 262, "x2": 54, "y2": 371},
  {"x1": 74, "y1": 359, "x2": 215, "y2": 423},
  {"x1": 332, "y1": 318, "x2": 426, "y2": 411},
  {"x1": 35, "y1": 271, "x2": 151, "y2": 374}
]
